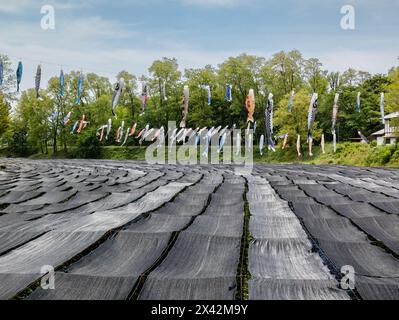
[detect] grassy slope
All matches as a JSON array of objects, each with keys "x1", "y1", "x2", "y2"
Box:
[
  {"x1": 254, "y1": 142, "x2": 399, "y2": 167},
  {"x1": 1, "y1": 143, "x2": 398, "y2": 168}
]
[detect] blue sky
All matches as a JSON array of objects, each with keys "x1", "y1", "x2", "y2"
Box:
[{"x1": 0, "y1": 0, "x2": 398, "y2": 90}]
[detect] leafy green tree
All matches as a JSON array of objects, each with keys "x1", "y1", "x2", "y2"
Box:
[
  {"x1": 75, "y1": 128, "x2": 102, "y2": 159},
  {"x1": 0, "y1": 95, "x2": 9, "y2": 139},
  {"x1": 0, "y1": 54, "x2": 17, "y2": 104},
  {"x1": 12, "y1": 89, "x2": 52, "y2": 154},
  {"x1": 117, "y1": 70, "x2": 141, "y2": 119},
  {"x1": 274, "y1": 89, "x2": 322, "y2": 147},
  {"x1": 303, "y1": 58, "x2": 328, "y2": 94},
  {"x1": 146, "y1": 57, "x2": 182, "y2": 126},
  {"x1": 1, "y1": 51, "x2": 397, "y2": 159},
  {"x1": 327, "y1": 72, "x2": 340, "y2": 91},
  {"x1": 184, "y1": 65, "x2": 221, "y2": 127},
  {"x1": 263, "y1": 50, "x2": 304, "y2": 101},
  {"x1": 218, "y1": 54, "x2": 265, "y2": 128},
  {"x1": 386, "y1": 67, "x2": 399, "y2": 113}
]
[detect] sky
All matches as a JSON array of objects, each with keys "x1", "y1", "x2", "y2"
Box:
[{"x1": 0, "y1": 0, "x2": 398, "y2": 91}]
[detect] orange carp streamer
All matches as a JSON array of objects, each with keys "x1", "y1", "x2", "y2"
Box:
[{"x1": 245, "y1": 89, "x2": 255, "y2": 123}]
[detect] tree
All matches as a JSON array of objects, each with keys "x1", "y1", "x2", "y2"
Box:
[
  {"x1": 386, "y1": 67, "x2": 399, "y2": 113},
  {"x1": 184, "y1": 65, "x2": 220, "y2": 127},
  {"x1": 274, "y1": 89, "x2": 322, "y2": 146},
  {"x1": 0, "y1": 95, "x2": 9, "y2": 139},
  {"x1": 263, "y1": 50, "x2": 304, "y2": 100},
  {"x1": 147, "y1": 57, "x2": 182, "y2": 126},
  {"x1": 0, "y1": 54, "x2": 17, "y2": 104},
  {"x1": 1, "y1": 51, "x2": 396, "y2": 159},
  {"x1": 12, "y1": 89, "x2": 52, "y2": 154},
  {"x1": 340, "y1": 68, "x2": 359, "y2": 87},
  {"x1": 327, "y1": 72, "x2": 340, "y2": 91},
  {"x1": 340, "y1": 68, "x2": 372, "y2": 87},
  {"x1": 303, "y1": 58, "x2": 328, "y2": 94},
  {"x1": 218, "y1": 54, "x2": 265, "y2": 129},
  {"x1": 117, "y1": 70, "x2": 140, "y2": 119},
  {"x1": 85, "y1": 73, "x2": 112, "y2": 102}
]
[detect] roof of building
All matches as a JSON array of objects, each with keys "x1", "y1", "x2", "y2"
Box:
[
  {"x1": 384, "y1": 112, "x2": 399, "y2": 120},
  {"x1": 370, "y1": 129, "x2": 385, "y2": 136}
]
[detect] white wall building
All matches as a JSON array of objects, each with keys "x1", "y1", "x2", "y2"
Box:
[{"x1": 370, "y1": 112, "x2": 399, "y2": 146}]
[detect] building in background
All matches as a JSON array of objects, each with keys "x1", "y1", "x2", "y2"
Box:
[{"x1": 370, "y1": 112, "x2": 399, "y2": 146}]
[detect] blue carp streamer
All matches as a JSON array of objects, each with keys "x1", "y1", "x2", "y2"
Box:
[
  {"x1": 60, "y1": 70, "x2": 65, "y2": 98},
  {"x1": 225, "y1": 84, "x2": 232, "y2": 102},
  {"x1": 76, "y1": 73, "x2": 84, "y2": 104},
  {"x1": 16, "y1": 61, "x2": 23, "y2": 92},
  {"x1": 225, "y1": 84, "x2": 233, "y2": 102},
  {"x1": 0, "y1": 62, "x2": 4, "y2": 86}
]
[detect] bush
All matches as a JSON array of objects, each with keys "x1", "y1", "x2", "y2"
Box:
[
  {"x1": 365, "y1": 145, "x2": 396, "y2": 166},
  {"x1": 8, "y1": 130, "x2": 30, "y2": 157},
  {"x1": 74, "y1": 129, "x2": 102, "y2": 159},
  {"x1": 391, "y1": 149, "x2": 399, "y2": 161}
]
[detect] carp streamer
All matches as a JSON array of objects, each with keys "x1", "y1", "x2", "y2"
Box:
[
  {"x1": 112, "y1": 78, "x2": 125, "y2": 118},
  {"x1": 180, "y1": 85, "x2": 190, "y2": 128},
  {"x1": 332, "y1": 93, "x2": 339, "y2": 153},
  {"x1": 246, "y1": 89, "x2": 255, "y2": 124},
  {"x1": 307, "y1": 93, "x2": 318, "y2": 156},
  {"x1": 265, "y1": 93, "x2": 275, "y2": 152},
  {"x1": 76, "y1": 73, "x2": 84, "y2": 104},
  {"x1": 16, "y1": 61, "x2": 23, "y2": 92},
  {"x1": 225, "y1": 84, "x2": 232, "y2": 102},
  {"x1": 35, "y1": 65, "x2": 41, "y2": 98}
]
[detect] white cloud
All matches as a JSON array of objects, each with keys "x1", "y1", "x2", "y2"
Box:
[
  {"x1": 180, "y1": 0, "x2": 245, "y2": 8},
  {"x1": 0, "y1": 0, "x2": 91, "y2": 14},
  {"x1": 0, "y1": 0, "x2": 32, "y2": 13},
  {"x1": 316, "y1": 48, "x2": 398, "y2": 74},
  {"x1": 0, "y1": 11, "x2": 236, "y2": 90},
  {"x1": 0, "y1": 15, "x2": 138, "y2": 49},
  {"x1": 0, "y1": 0, "x2": 397, "y2": 93},
  {"x1": 1, "y1": 41, "x2": 239, "y2": 92}
]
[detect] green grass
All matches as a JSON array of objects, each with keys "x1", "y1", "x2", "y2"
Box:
[{"x1": 2, "y1": 142, "x2": 398, "y2": 168}]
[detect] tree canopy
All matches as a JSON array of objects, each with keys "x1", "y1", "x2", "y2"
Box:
[{"x1": 0, "y1": 50, "x2": 398, "y2": 157}]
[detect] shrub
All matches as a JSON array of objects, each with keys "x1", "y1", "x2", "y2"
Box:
[
  {"x1": 365, "y1": 145, "x2": 396, "y2": 166},
  {"x1": 8, "y1": 130, "x2": 30, "y2": 157},
  {"x1": 74, "y1": 129, "x2": 102, "y2": 159}
]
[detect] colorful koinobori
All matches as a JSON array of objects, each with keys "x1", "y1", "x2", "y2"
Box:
[
  {"x1": 332, "y1": 93, "x2": 339, "y2": 153},
  {"x1": 200, "y1": 84, "x2": 211, "y2": 106},
  {"x1": 180, "y1": 85, "x2": 189, "y2": 128},
  {"x1": 3, "y1": 60, "x2": 388, "y2": 158},
  {"x1": 141, "y1": 82, "x2": 148, "y2": 115},
  {"x1": 16, "y1": 61, "x2": 23, "y2": 92},
  {"x1": 225, "y1": 84, "x2": 232, "y2": 102},
  {"x1": 288, "y1": 90, "x2": 295, "y2": 113},
  {"x1": 76, "y1": 72, "x2": 84, "y2": 104},
  {"x1": 0, "y1": 61, "x2": 4, "y2": 86},
  {"x1": 265, "y1": 93, "x2": 275, "y2": 152},
  {"x1": 59, "y1": 69, "x2": 65, "y2": 97},
  {"x1": 112, "y1": 78, "x2": 125, "y2": 118},
  {"x1": 380, "y1": 92, "x2": 385, "y2": 124},
  {"x1": 307, "y1": 92, "x2": 318, "y2": 156},
  {"x1": 246, "y1": 89, "x2": 255, "y2": 125},
  {"x1": 35, "y1": 64, "x2": 41, "y2": 98},
  {"x1": 162, "y1": 81, "x2": 167, "y2": 101},
  {"x1": 63, "y1": 111, "x2": 72, "y2": 126}
]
